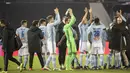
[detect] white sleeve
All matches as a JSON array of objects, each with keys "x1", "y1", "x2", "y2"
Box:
[
  {"x1": 78, "y1": 22, "x2": 82, "y2": 28},
  {"x1": 87, "y1": 22, "x2": 94, "y2": 34},
  {"x1": 53, "y1": 13, "x2": 61, "y2": 26},
  {"x1": 120, "y1": 15, "x2": 126, "y2": 22},
  {"x1": 16, "y1": 28, "x2": 19, "y2": 35},
  {"x1": 100, "y1": 22, "x2": 106, "y2": 29}
]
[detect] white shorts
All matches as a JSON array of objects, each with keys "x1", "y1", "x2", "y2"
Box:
[
  {"x1": 42, "y1": 44, "x2": 48, "y2": 53},
  {"x1": 18, "y1": 43, "x2": 29, "y2": 56},
  {"x1": 90, "y1": 42, "x2": 104, "y2": 54},
  {"x1": 47, "y1": 41, "x2": 56, "y2": 54},
  {"x1": 41, "y1": 40, "x2": 48, "y2": 53},
  {"x1": 79, "y1": 40, "x2": 91, "y2": 52}
]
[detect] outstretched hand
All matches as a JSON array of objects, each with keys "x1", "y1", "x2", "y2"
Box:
[
  {"x1": 54, "y1": 7, "x2": 59, "y2": 14},
  {"x1": 84, "y1": 7, "x2": 88, "y2": 13},
  {"x1": 120, "y1": 10, "x2": 122, "y2": 14},
  {"x1": 89, "y1": 8, "x2": 92, "y2": 13},
  {"x1": 68, "y1": 8, "x2": 73, "y2": 16}
]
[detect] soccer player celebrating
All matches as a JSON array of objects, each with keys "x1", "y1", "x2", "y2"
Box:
[
  {"x1": 63, "y1": 8, "x2": 77, "y2": 71},
  {"x1": 16, "y1": 20, "x2": 29, "y2": 70},
  {"x1": 78, "y1": 7, "x2": 92, "y2": 69},
  {"x1": 44, "y1": 8, "x2": 61, "y2": 71},
  {"x1": 87, "y1": 17, "x2": 106, "y2": 70},
  {"x1": 39, "y1": 18, "x2": 48, "y2": 65}
]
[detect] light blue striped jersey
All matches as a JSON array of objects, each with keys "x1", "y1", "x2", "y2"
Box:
[
  {"x1": 78, "y1": 22, "x2": 90, "y2": 41},
  {"x1": 47, "y1": 13, "x2": 61, "y2": 42},
  {"x1": 16, "y1": 26, "x2": 29, "y2": 43},
  {"x1": 87, "y1": 22, "x2": 106, "y2": 42},
  {"x1": 39, "y1": 25, "x2": 47, "y2": 44}
]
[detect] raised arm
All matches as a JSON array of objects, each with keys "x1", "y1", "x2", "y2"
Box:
[
  {"x1": 120, "y1": 14, "x2": 126, "y2": 22},
  {"x1": 65, "y1": 8, "x2": 76, "y2": 28},
  {"x1": 87, "y1": 22, "x2": 94, "y2": 34},
  {"x1": 69, "y1": 9, "x2": 76, "y2": 26},
  {"x1": 81, "y1": 7, "x2": 88, "y2": 23},
  {"x1": 89, "y1": 8, "x2": 93, "y2": 24},
  {"x1": 54, "y1": 8, "x2": 61, "y2": 26},
  {"x1": 117, "y1": 10, "x2": 126, "y2": 22},
  {"x1": 78, "y1": 7, "x2": 88, "y2": 28},
  {"x1": 78, "y1": 22, "x2": 82, "y2": 34}
]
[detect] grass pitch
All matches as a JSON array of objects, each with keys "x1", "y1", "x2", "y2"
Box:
[{"x1": 0, "y1": 55, "x2": 130, "y2": 73}]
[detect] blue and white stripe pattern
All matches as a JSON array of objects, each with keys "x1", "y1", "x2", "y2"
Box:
[{"x1": 16, "y1": 26, "x2": 29, "y2": 43}]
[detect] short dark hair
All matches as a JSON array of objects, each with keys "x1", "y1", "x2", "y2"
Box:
[
  {"x1": 39, "y1": 18, "x2": 46, "y2": 24},
  {"x1": 32, "y1": 20, "x2": 39, "y2": 26},
  {"x1": 0, "y1": 19, "x2": 9, "y2": 26},
  {"x1": 94, "y1": 17, "x2": 100, "y2": 24},
  {"x1": 46, "y1": 15, "x2": 53, "y2": 22},
  {"x1": 21, "y1": 20, "x2": 27, "y2": 25},
  {"x1": 65, "y1": 16, "x2": 71, "y2": 23}
]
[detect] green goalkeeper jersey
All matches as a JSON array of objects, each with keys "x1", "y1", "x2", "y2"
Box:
[{"x1": 63, "y1": 14, "x2": 77, "y2": 54}]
